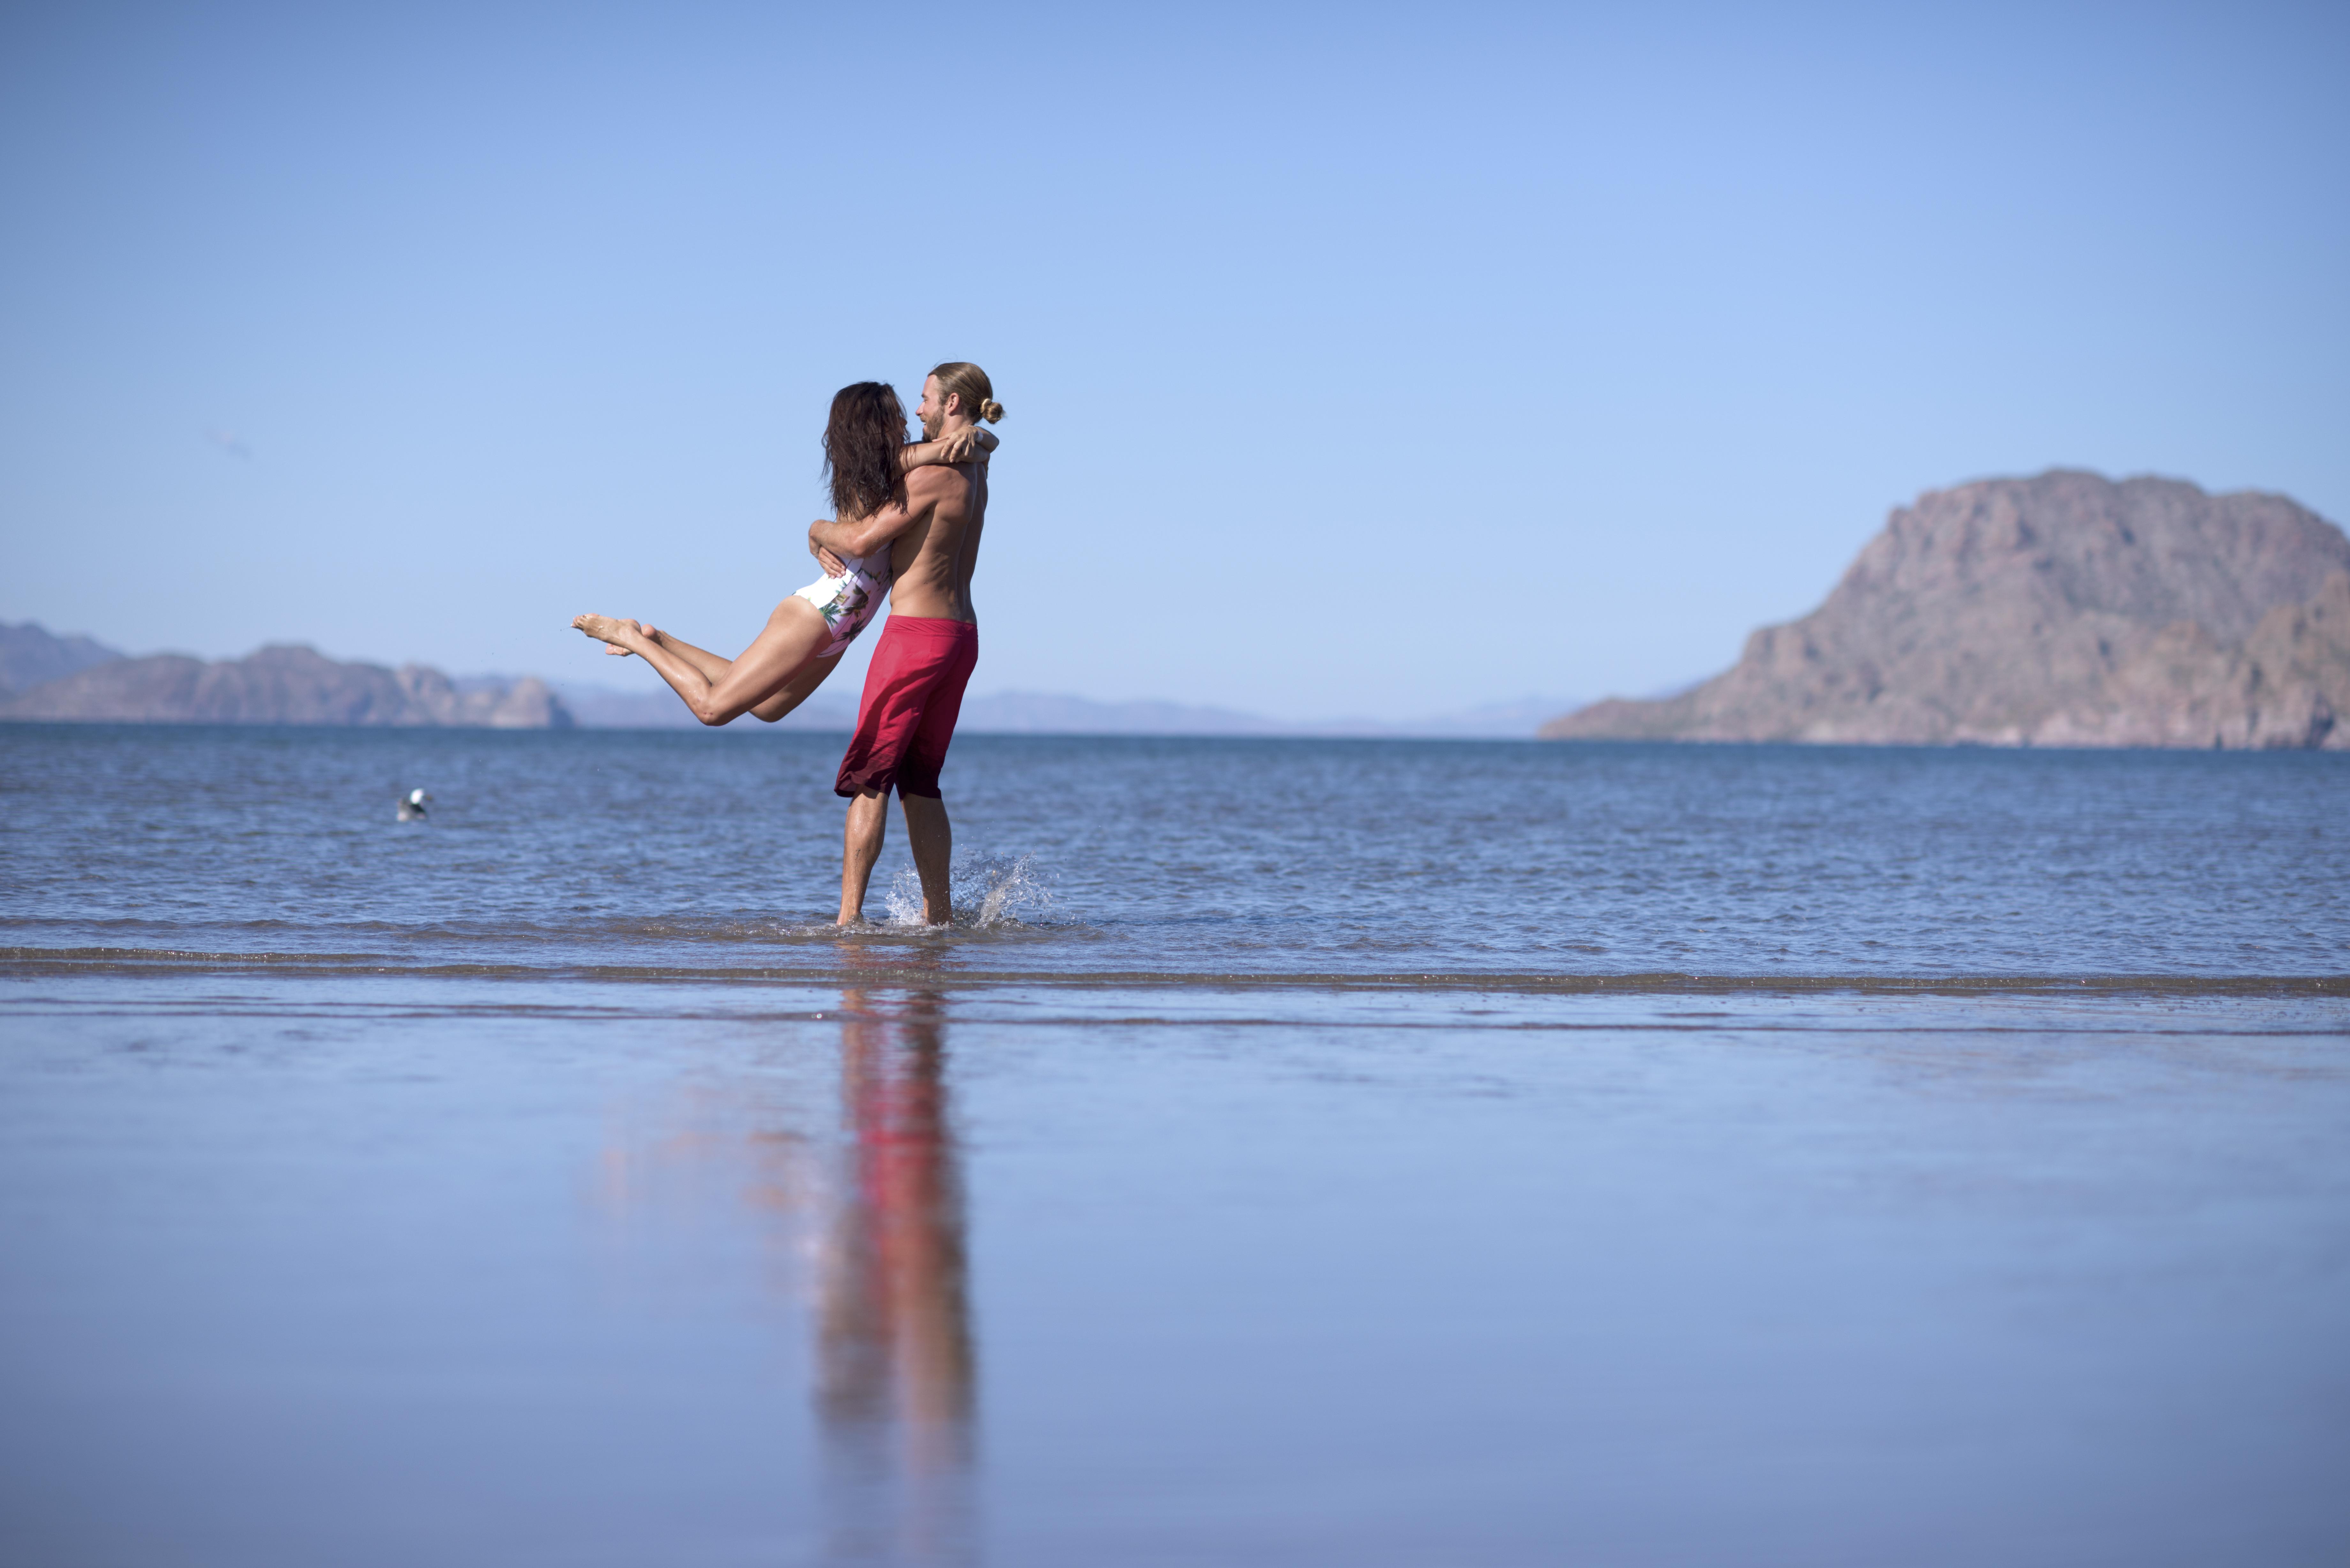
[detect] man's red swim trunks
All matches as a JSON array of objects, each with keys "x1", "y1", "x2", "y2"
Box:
[{"x1": 834, "y1": 616, "x2": 979, "y2": 800}]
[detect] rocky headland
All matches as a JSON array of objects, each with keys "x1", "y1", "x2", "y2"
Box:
[
  {"x1": 0, "y1": 631, "x2": 572, "y2": 727},
  {"x1": 0, "y1": 621, "x2": 123, "y2": 694},
  {"x1": 1542, "y1": 471, "x2": 2350, "y2": 749}
]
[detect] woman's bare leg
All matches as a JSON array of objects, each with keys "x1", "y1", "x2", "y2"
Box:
[
  {"x1": 587, "y1": 616, "x2": 848, "y2": 723},
  {"x1": 572, "y1": 598, "x2": 832, "y2": 725},
  {"x1": 641, "y1": 627, "x2": 842, "y2": 722},
  {"x1": 748, "y1": 651, "x2": 845, "y2": 722},
  {"x1": 621, "y1": 629, "x2": 735, "y2": 685}
]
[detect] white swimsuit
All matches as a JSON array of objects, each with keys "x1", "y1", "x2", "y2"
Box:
[{"x1": 791, "y1": 551, "x2": 890, "y2": 658}]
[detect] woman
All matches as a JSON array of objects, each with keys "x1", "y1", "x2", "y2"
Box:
[{"x1": 571, "y1": 381, "x2": 995, "y2": 725}]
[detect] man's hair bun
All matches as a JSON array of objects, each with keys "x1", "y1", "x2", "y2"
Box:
[{"x1": 980, "y1": 398, "x2": 1005, "y2": 423}]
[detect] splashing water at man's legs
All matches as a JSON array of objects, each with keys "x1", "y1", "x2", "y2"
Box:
[{"x1": 882, "y1": 853, "x2": 1055, "y2": 929}]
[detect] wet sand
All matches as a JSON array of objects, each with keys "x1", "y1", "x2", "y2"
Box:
[{"x1": 3, "y1": 973, "x2": 2345, "y2": 1566}]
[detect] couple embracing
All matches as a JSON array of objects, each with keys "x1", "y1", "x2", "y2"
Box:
[{"x1": 572, "y1": 362, "x2": 1002, "y2": 927}]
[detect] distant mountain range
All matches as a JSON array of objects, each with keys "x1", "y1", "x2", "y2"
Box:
[
  {"x1": 0, "y1": 622, "x2": 120, "y2": 694},
  {"x1": 550, "y1": 682, "x2": 1574, "y2": 738},
  {"x1": 959, "y1": 691, "x2": 1573, "y2": 738},
  {"x1": 1543, "y1": 471, "x2": 2350, "y2": 750},
  {"x1": 1, "y1": 622, "x2": 1569, "y2": 736},
  {"x1": 23, "y1": 468, "x2": 2347, "y2": 750},
  {"x1": 0, "y1": 633, "x2": 569, "y2": 727}
]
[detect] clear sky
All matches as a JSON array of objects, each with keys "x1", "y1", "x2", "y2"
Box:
[{"x1": 3, "y1": 1, "x2": 2343, "y2": 721}]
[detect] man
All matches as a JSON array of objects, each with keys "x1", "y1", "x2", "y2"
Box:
[{"x1": 808, "y1": 361, "x2": 1002, "y2": 925}]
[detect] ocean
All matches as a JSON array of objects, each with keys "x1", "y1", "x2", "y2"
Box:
[
  {"x1": 6, "y1": 725, "x2": 2346, "y2": 979},
  {"x1": 3, "y1": 725, "x2": 2346, "y2": 1565}
]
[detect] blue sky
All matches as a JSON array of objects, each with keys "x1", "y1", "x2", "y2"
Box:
[{"x1": 2, "y1": 1, "x2": 2343, "y2": 720}]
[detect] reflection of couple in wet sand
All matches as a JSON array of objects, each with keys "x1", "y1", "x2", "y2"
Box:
[
  {"x1": 572, "y1": 363, "x2": 1002, "y2": 927},
  {"x1": 602, "y1": 985, "x2": 974, "y2": 1560},
  {"x1": 821, "y1": 987, "x2": 973, "y2": 1558}
]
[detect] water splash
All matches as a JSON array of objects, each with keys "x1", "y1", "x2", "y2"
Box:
[{"x1": 882, "y1": 852, "x2": 1056, "y2": 930}]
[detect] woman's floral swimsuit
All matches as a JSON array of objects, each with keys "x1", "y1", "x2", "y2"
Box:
[{"x1": 791, "y1": 551, "x2": 890, "y2": 657}]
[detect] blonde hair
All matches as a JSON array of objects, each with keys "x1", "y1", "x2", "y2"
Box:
[{"x1": 930, "y1": 361, "x2": 1004, "y2": 424}]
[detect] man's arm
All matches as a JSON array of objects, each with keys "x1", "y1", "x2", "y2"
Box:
[{"x1": 809, "y1": 466, "x2": 955, "y2": 559}]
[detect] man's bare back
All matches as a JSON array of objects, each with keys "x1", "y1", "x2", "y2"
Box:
[{"x1": 881, "y1": 458, "x2": 988, "y2": 622}]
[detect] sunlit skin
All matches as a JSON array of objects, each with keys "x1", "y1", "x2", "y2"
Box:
[
  {"x1": 567, "y1": 419, "x2": 992, "y2": 727},
  {"x1": 811, "y1": 375, "x2": 992, "y2": 927}
]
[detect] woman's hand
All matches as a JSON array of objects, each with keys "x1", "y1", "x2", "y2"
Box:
[
  {"x1": 809, "y1": 529, "x2": 847, "y2": 576},
  {"x1": 938, "y1": 426, "x2": 998, "y2": 463},
  {"x1": 898, "y1": 427, "x2": 999, "y2": 471}
]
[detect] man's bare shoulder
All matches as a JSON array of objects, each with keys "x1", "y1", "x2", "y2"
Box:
[{"x1": 903, "y1": 464, "x2": 972, "y2": 508}]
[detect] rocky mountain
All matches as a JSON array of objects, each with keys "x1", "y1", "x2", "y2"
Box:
[
  {"x1": 1543, "y1": 471, "x2": 2350, "y2": 749},
  {"x1": 0, "y1": 642, "x2": 573, "y2": 727},
  {"x1": 0, "y1": 622, "x2": 124, "y2": 693}
]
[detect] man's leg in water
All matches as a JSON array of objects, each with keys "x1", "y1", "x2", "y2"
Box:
[
  {"x1": 838, "y1": 790, "x2": 890, "y2": 924},
  {"x1": 902, "y1": 794, "x2": 953, "y2": 924},
  {"x1": 835, "y1": 790, "x2": 952, "y2": 924}
]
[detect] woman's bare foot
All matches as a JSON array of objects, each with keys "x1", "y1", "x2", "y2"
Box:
[
  {"x1": 599, "y1": 622, "x2": 667, "y2": 657},
  {"x1": 572, "y1": 613, "x2": 645, "y2": 653}
]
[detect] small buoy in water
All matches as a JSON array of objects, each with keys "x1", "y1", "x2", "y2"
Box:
[{"x1": 396, "y1": 788, "x2": 430, "y2": 822}]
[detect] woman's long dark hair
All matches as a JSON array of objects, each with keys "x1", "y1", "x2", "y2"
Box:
[{"x1": 822, "y1": 382, "x2": 907, "y2": 521}]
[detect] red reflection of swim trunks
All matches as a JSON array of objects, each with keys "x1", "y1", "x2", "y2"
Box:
[{"x1": 834, "y1": 616, "x2": 980, "y2": 800}]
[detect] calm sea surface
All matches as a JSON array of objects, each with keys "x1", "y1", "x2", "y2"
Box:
[
  {"x1": 3, "y1": 725, "x2": 2346, "y2": 1565},
  {"x1": 3, "y1": 724, "x2": 2345, "y2": 979}
]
